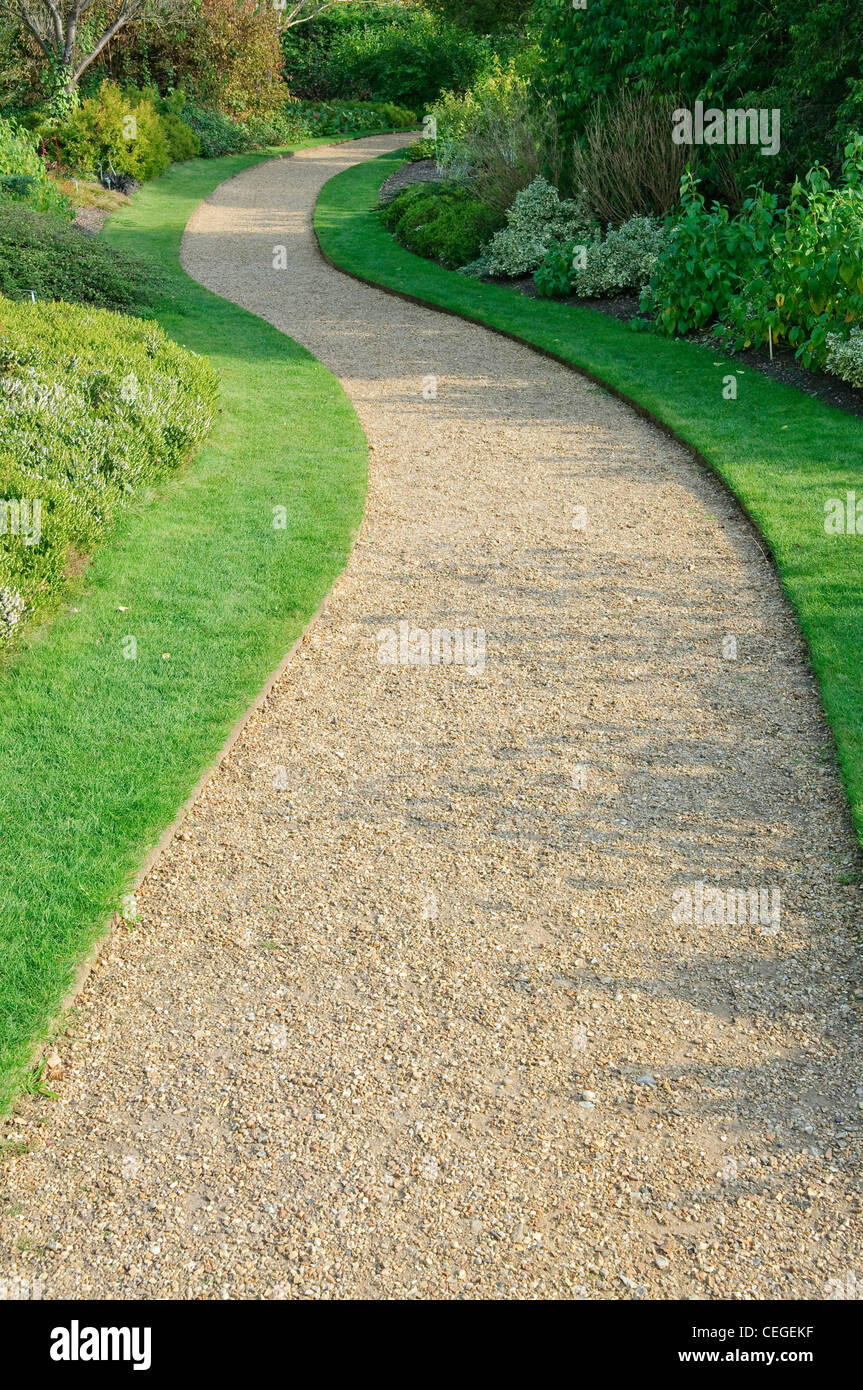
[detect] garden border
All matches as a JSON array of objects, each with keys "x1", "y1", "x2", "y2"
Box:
[{"x1": 314, "y1": 148, "x2": 863, "y2": 859}]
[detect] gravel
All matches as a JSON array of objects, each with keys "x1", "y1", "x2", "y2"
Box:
[{"x1": 1, "y1": 134, "x2": 862, "y2": 1302}]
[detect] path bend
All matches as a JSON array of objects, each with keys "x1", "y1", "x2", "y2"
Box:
[{"x1": 1, "y1": 135, "x2": 861, "y2": 1300}]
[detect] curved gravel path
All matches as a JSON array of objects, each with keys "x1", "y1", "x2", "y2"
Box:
[{"x1": 2, "y1": 135, "x2": 862, "y2": 1301}]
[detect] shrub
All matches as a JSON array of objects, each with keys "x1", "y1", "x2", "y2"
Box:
[
  {"x1": 380, "y1": 181, "x2": 505, "y2": 270},
  {"x1": 0, "y1": 204, "x2": 166, "y2": 314},
  {"x1": 641, "y1": 173, "x2": 780, "y2": 338},
  {"x1": 57, "y1": 82, "x2": 171, "y2": 182},
  {"x1": 404, "y1": 138, "x2": 437, "y2": 162},
  {"x1": 461, "y1": 176, "x2": 594, "y2": 278},
  {"x1": 160, "y1": 112, "x2": 202, "y2": 162},
  {"x1": 535, "y1": 216, "x2": 666, "y2": 299},
  {"x1": 536, "y1": 0, "x2": 863, "y2": 196},
  {"x1": 643, "y1": 144, "x2": 863, "y2": 371},
  {"x1": 0, "y1": 297, "x2": 218, "y2": 643},
  {"x1": 826, "y1": 328, "x2": 863, "y2": 388},
  {"x1": 280, "y1": 2, "x2": 490, "y2": 111},
  {"x1": 570, "y1": 88, "x2": 696, "y2": 225},
  {"x1": 179, "y1": 102, "x2": 252, "y2": 158},
  {"x1": 433, "y1": 57, "x2": 559, "y2": 214},
  {"x1": 87, "y1": 0, "x2": 285, "y2": 122},
  {"x1": 0, "y1": 115, "x2": 70, "y2": 216}
]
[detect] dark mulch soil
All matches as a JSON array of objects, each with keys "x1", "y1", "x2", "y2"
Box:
[{"x1": 378, "y1": 158, "x2": 442, "y2": 206}]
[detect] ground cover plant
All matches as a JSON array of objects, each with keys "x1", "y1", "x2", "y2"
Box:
[{"x1": 0, "y1": 296, "x2": 216, "y2": 643}]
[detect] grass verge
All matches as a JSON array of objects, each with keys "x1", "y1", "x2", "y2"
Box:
[
  {"x1": 0, "y1": 141, "x2": 374, "y2": 1113},
  {"x1": 315, "y1": 149, "x2": 863, "y2": 851}
]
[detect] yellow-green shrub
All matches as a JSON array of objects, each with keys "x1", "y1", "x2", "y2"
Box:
[{"x1": 57, "y1": 81, "x2": 171, "y2": 182}]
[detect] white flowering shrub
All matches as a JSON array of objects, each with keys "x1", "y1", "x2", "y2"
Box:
[
  {"x1": 461, "y1": 177, "x2": 595, "y2": 278},
  {"x1": 0, "y1": 298, "x2": 217, "y2": 644},
  {"x1": 573, "y1": 216, "x2": 667, "y2": 297},
  {"x1": 825, "y1": 327, "x2": 863, "y2": 389}
]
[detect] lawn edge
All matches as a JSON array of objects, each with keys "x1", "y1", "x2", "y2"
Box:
[
  {"x1": 2, "y1": 136, "x2": 397, "y2": 1113},
  {"x1": 313, "y1": 150, "x2": 863, "y2": 858}
]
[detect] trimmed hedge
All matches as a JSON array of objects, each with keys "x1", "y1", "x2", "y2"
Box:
[{"x1": 380, "y1": 181, "x2": 504, "y2": 269}]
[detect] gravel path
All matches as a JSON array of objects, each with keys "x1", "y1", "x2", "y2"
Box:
[{"x1": 2, "y1": 135, "x2": 862, "y2": 1301}]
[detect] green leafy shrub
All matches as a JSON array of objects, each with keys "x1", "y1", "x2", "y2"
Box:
[
  {"x1": 179, "y1": 101, "x2": 252, "y2": 158},
  {"x1": 0, "y1": 204, "x2": 166, "y2": 314},
  {"x1": 281, "y1": 1, "x2": 489, "y2": 111},
  {"x1": 404, "y1": 138, "x2": 437, "y2": 162},
  {"x1": 535, "y1": 216, "x2": 666, "y2": 300},
  {"x1": 380, "y1": 181, "x2": 505, "y2": 270},
  {"x1": 641, "y1": 174, "x2": 780, "y2": 337},
  {"x1": 432, "y1": 57, "x2": 558, "y2": 214},
  {"x1": 0, "y1": 297, "x2": 218, "y2": 643},
  {"x1": 644, "y1": 146, "x2": 863, "y2": 370},
  {"x1": 461, "y1": 176, "x2": 594, "y2": 278},
  {"x1": 536, "y1": 0, "x2": 863, "y2": 194},
  {"x1": 0, "y1": 115, "x2": 70, "y2": 216},
  {"x1": 160, "y1": 111, "x2": 202, "y2": 162},
  {"x1": 57, "y1": 82, "x2": 171, "y2": 181}
]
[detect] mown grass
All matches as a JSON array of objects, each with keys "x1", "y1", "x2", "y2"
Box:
[
  {"x1": 315, "y1": 149, "x2": 863, "y2": 848},
  {"x1": 0, "y1": 142, "x2": 373, "y2": 1112}
]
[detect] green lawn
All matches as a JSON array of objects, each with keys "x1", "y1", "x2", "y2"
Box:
[
  {"x1": 0, "y1": 143, "x2": 373, "y2": 1112},
  {"x1": 315, "y1": 149, "x2": 863, "y2": 851}
]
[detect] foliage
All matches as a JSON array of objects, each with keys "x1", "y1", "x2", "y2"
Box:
[
  {"x1": 0, "y1": 202, "x2": 166, "y2": 311},
  {"x1": 0, "y1": 113, "x2": 70, "y2": 214},
  {"x1": 159, "y1": 110, "x2": 201, "y2": 162},
  {"x1": 0, "y1": 295, "x2": 217, "y2": 643},
  {"x1": 423, "y1": 0, "x2": 532, "y2": 31},
  {"x1": 179, "y1": 100, "x2": 252, "y2": 158},
  {"x1": 280, "y1": 1, "x2": 490, "y2": 112},
  {"x1": 535, "y1": 216, "x2": 666, "y2": 300},
  {"x1": 404, "y1": 137, "x2": 437, "y2": 162},
  {"x1": 643, "y1": 143, "x2": 863, "y2": 370},
  {"x1": 825, "y1": 327, "x2": 863, "y2": 388},
  {"x1": 461, "y1": 175, "x2": 594, "y2": 278},
  {"x1": 380, "y1": 180, "x2": 504, "y2": 270},
  {"x1": 536, "y1": 0, "x2": 863, "y2": 193},
  {"x1": 77, "y1": 0, "x2": 285, "y2": 121},
  {"x1": 570, "y1": 88, "x2": 696, "y2": 224},
  {"x1": 286, "y1": 99, "x2": 413, "y2": 138},
  {"x1": 432, "y1": 56, "x2": 558, "y2": 216},
  {"x1": 56, "y1": 80, "x2": 171, "y2": 180}
]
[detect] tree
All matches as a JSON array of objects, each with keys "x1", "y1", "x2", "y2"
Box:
[{"x1": 0, "y1": 0, "x2": 383, "y2": 102}]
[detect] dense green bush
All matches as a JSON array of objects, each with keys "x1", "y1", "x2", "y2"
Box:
[
  {"x1": 57, "y1": 82, "x2": 171, "y2": 182},
  {"x1": 537, "y1": 0, "x2": 863, "y2": 195},
  {"x1": 380, "y1": 181, "x2": 504, "y2": 270},
  {"x1": 0, "y1": 115, "x2": 70, "y2": 215},
  {"x1": 159, "y1": 111, "x2": 202, "y2": 162},
  {"x1": 0, "y1": 297, "x2": 217, "y2": 643},
  {"x1": 643, "y1": 143, "x2": 863, "y2": 371},
  {"x1": 281, "y1": 2, "x2": 490, "y2": 112},
  {"x1": 179, "y1": 101, "x2": 252, "y2": 158},
  {"x1": 0, "y1": 204, "x2": 166, "y2": 314},
  {"x1": 535, "y1": 216, "x2": 666, "y2": 300},
  {"x1": 461, "y1": 176, "x2": 594, "y2": 278}
]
